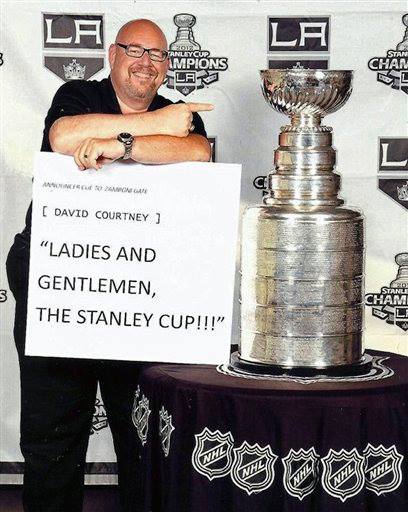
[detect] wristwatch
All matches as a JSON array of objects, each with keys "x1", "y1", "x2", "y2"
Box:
[{"x1": 117, "y1": 132, "x2": 134, "y2": 159}]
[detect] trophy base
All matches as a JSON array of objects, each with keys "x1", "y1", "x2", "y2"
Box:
[{"x1": 230, "y1": 352, "x2": 373, "y2": 378}]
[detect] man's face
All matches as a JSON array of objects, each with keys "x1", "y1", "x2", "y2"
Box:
[{"x1": 109, "y1": 21, "x2": 169, "y2": 106}]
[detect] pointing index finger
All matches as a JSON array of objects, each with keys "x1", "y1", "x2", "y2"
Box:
[{"x1": 186, "y1": 102, "x2": 214, "y2": 112}]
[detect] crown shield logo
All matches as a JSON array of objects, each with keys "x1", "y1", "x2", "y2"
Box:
[
  {"x1": 63, "y1": 59, "x2": 86, "y2": 80},
  {"x1": 364, "y1": 444, "x2": 404, "y2": 496},
  {"x1": 42, "y1": 13, "x2": 104, "y2": 82},
  {"x1": 159, "y1": 406, "x2": 175, "y2": 457},
  {"x1": 282, "y1": 447, "x2": 320, "y2": 500},
  {"x1": 191, "y1": 427, "x2": 234, "y2": 481},
  {"x1": 131, "y1": 387, "x2": 151, "y2": 446},
  {"x1": 397, "y1": 181, "x2": 408, "y2": 200},
  {"x1": 230, "y1": 441, "x2": 278, "y2": 495},
  {"x1": 321, "y1": 448, "x2": 365, "y2": 502}
]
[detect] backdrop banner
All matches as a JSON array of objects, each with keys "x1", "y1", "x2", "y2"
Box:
[{"x1": 0, "y1": 0, "x2": 406, "y2": 484}]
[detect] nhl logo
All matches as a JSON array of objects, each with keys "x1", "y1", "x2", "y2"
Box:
[
  {"x1": 230, "y1": 441, "x2": 278, "y2": 495},
  {"x1": 131, "y1": 387, "x2": 151, "y2": 446},
  {"x1": 363, "y1": 443, "x2": 404, "y2": 496},
  {"x1": 159, "y1": 406, "x2": 175, "y2": 457},
  {"x1": 321, "y1": 448, "x2": 365, "y2": 502},
  {"x1": 191, "y1": 427, "x2": 234, "y2": 481},
  {"x1": 282, "y1": 447, "x2": 320, "y2": 500}
]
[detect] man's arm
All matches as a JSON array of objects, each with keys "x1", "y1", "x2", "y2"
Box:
[
  {"x1": 132, "y1": 134, "x2": 211, "y2": 164},
  {"x1": 49, "y1": 112, "x2": 158, "y2": 153},
  {"x1": 73, "y1": 134, "x2": 211, "y2": 170},
  {"x1": 49, "y1": 103, "x2": 213, "y2": 154}
]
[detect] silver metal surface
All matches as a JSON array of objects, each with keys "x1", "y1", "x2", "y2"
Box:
[{"x1": 239, "y1": 69, "x2": 365, "y2": 368}]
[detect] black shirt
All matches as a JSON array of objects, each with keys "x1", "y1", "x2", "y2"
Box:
[{"x1": 7, "y1": 77, "x2": 207, "y2": 298}]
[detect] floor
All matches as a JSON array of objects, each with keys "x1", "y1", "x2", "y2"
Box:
[{"x1": 0, "y1": 486, "x2": 120, "y2": 511}]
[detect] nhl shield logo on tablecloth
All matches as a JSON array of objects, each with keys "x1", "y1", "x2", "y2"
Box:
[
  {"x1": 363, "y1": 444, "x2": 404, "y2": 496},
  {"x1": 131, "y1": 387, "x2": 151, "y2": 446},
  {"x1": 159, "y1": 406, "x2": 175, "y2": 457},
  {"x1": 321, "y1": 448, "x2": 365, "y2": 502},
  {"x1": 231, "y1": 441, "x2": 278, "y2": 495},
  {"x1": 283, "y1": 447, "x2": 320, "y2": 500},
  {"x1": 192, "y1": 427, "x2": 234, "y2": 481}
]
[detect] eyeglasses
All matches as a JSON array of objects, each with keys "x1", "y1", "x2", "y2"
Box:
[{"x1": 116, "y1": 43, "x2": 168, "y2": 62}]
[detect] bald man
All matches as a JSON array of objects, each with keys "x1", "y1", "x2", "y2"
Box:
[
  {"x1": 6, "y1": 19, "x2": 212, "y2": 512},
  {"x1": 50, "y1": 19, "x2": 213, "y2": 168}
]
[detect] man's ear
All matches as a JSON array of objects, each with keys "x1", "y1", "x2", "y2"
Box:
[{"x1": 108, "y1": 44, "x2": 117, "y2": 69}]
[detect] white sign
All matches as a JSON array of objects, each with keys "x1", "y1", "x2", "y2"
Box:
[{"x1": 26, "y1": 153, "x2": 241, "y2": 364}]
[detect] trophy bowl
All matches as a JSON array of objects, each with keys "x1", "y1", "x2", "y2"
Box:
[
  {"x1": 173, "y1": 13, "x2": 197, "y2": 28},
  {"x1": 260, "y1": 69, "x2": 353, "y2": 119}
]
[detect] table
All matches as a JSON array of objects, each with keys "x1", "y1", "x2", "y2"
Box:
[{"x1": 132, "y1": 350, "x2": 408, "y2": 511}]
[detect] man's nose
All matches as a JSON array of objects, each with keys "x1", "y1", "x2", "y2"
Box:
[{"x1": 140, "y1": 50, "x2": 152, "y2": 64}]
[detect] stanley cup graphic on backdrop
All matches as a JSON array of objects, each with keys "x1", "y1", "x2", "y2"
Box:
[
  {"x1": 169, "y1": 14, "x2": 201, "y2": 51},
  {"x1": 390, "y1": 254, "x2": 408, "y2": 288},
  {"x1": 237, "y1": 69, "x2": 372, "y2": 374},
  {"x1": 397, "y1": 14, "x2": 408, "y2": 51}
]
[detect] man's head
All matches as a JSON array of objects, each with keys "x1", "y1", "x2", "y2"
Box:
[{"x1": 109, "y1": 19, "x2": 169, "y2": 110}]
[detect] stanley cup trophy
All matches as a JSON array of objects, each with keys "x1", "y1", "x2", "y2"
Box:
[{"x1": 233, "y1": 69, "x2": 373, "y2": 376}]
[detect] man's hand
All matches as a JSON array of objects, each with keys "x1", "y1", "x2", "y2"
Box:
[
  {"x1": 153, "y1": 103, "x2": 214, "y2": 137},
  {"x1": 74, "y1": 138, "x2": 124, "y2": 170}
]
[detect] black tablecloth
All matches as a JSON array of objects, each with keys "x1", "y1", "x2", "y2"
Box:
[{"x1": 132, "y1": 350, "x2": 408, "y2": 511}]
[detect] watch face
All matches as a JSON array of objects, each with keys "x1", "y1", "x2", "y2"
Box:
[{"x1": 118, "y1": 132, "x2": 133, "y2": 143}]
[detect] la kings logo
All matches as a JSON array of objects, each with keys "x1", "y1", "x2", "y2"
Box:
[
  {"x1": 42, "y1": 13, "x2": 105, "y2": 82},
  {"x1": 166, "y1": 14, "x2": 228, "y2": 96},
  {"x1": 321, "y1": 448, "x2": 365, "y2": 502},
  {"x1": 230, "y1": 441, "x2": 278, "y2": 495},
  {"x1": 267, "y1": 16, "x2": 330, "y2": 70},
  {"x1": 131, "y1": 386, "x2": 151, "y2": 446},
  {"x1": 159, "y1": 406, "x2": 175, "y2": 457},
  {"x1": 378, "y1": 138, "x2": 408, "y2": 210},
  {"x1": 363, "y1": 444, "x2": 404, "y2": 496},
  {"x1": 379, "y1": 138, "x2": 408, "y2": 172},
  {"x1": 282, "y1": 448, "x2": 320, "y2": 500},
  {"x1": 365, "y1": 253, "x2": 408, "y2": 331},
  {"x1": 368, "y1": 14, "x2": 408, "y2": 94},
  {"x1": 192, "y1": 427, "x2": 234, "y2": 480}
]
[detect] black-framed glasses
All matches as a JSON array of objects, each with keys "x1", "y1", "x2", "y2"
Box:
[{"x1": 116, "y1": 43, "x2": 168, "y2": 62}]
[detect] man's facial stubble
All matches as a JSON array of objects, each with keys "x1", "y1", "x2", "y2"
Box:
[{"x1": 123, "y1": 63, "x2": 160, "y2": 100}]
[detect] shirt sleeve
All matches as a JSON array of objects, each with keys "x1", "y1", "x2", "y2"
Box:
[
  {"x1": 40, "y1": 80, "x2": 94, "y2": 151},
  {"x1": 191, "y1": 111, "x2": 207, "y2": 138}
]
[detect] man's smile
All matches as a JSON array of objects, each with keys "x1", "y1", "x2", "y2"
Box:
[{"x1": 130, "y1": 67, "x2": 157, "y2": 80}]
